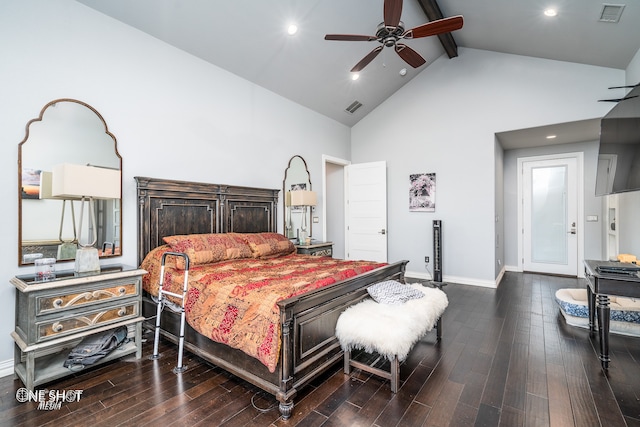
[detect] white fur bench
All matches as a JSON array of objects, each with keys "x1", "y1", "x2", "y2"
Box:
[{"x1": 335, "y1": 282, "x2": 448, "y2": 392}]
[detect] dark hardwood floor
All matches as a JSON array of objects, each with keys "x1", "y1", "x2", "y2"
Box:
[{"x1": 2, "y1": 272, "x2": 639, "y2": 426}]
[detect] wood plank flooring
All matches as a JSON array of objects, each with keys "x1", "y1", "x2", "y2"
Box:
[{"x1": 2, "y1": 272, "x2": 639, "y2": 426}]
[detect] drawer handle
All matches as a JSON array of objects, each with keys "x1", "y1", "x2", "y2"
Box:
[
  {"x1": 53, "y1": 298, "x2": 63, "y2": 308},
  {"x1": 118, "y1": 307, "x2": 126, "y2": 317},
  {"x1": 118, "y1": 287, "x2": 126, "y2": 296},
  {"x1": 52, "y1": 322, "x2": 64, "y2": 332}
]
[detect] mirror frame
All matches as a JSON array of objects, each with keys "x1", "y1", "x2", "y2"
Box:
[
  {"x1": 283, "y1": 155, "x2": 312, "y2": 241},
  {"x1": 18, "y1": 98, "x2": 123, "y2": 266}
]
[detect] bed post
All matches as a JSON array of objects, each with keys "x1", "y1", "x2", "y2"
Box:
[{"x1": 277, "y1": 313, "x2": 295, "y2": 419}]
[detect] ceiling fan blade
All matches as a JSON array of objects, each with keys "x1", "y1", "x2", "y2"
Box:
[
  {"x1": 351, "y1": 46, "x2": 384, "y2": 72},
  {"x1": 598, "y1": 95, "x2": 639, "y2": 102},
  {"x1": 325, "y1": 34, "x2": 378, "y2": 42},
  {"x1": 608, "y1": 83, "x2": 639, "y2": 89},
  {"x1": 406, "y1": 15, "x2": 464, "y2": 39},
  {"x1": 384, "y1": 0, "x2": 403, "y2": 27},
  {"x1": 395, "y1": 44, "x2": 426, "y2": 68}
]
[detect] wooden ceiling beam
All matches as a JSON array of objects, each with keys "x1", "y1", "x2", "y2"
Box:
[{"x1": 416, "y1": 0, "x2": 459, "y2": 58}]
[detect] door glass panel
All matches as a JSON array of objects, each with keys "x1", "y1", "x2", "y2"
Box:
[{"x1": 531, "y1": 165, "x2": 567, "y2": 264}]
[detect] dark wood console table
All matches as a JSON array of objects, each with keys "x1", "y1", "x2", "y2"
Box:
[{"x1": 583, "y1": 260, "x2": 640, "y2": 369}]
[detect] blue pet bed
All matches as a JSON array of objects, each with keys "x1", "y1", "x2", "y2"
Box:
[{"x1": 555, "y1": 288, "x2": 640, "y2": 337}]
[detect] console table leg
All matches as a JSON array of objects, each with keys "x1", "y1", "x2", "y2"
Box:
[
  {"x1": 596, "y1": 294, "x2": 611, "y2": 370},
  {"x1": 587, "y1": 286, "x2": 596, "y2": 334}
]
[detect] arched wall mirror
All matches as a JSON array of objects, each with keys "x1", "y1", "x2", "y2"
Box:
[
  {"x1": 283, "y1": 155, "x2": 313, "y2": 242},
  {"x1": 18, "y1": 99, "x2": 122, "y2": 266}
]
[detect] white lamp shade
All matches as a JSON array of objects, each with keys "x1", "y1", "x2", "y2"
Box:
[
  {"x1": 52, "y1": 163, "x2": 121, "y2": 200},
  {"x1": 39, "y1": 171, "x2": 67, "y2": 200},
  {"x1": 290, "y1": 190, "x2": 317, "y2": 206}
]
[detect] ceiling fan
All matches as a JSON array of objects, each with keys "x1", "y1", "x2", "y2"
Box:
[
  {"x1": 324, "y1": 0, "x2": 463, "y2": 72},
  {"x1": 599, "y1": 83, "x2": 640, "y2": 102}
]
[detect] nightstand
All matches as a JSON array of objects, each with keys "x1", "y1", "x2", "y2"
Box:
[
  {"x1": 10, "y1": 264, "x2": 146, "y2": 390},
  {"x1": 296, "y1": 241, "x2": 333, "y2": 257}
]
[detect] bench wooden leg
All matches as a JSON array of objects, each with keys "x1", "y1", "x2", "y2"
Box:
[
  {"x1": 344, "y1": 350, "x2": 400, "y2": 393},
  {"x1": 390, "y1": 355, "x2": 399, "y2": 393},
  {"x1": 344, "y1": 350, "x2": 351, "y2": 374}
]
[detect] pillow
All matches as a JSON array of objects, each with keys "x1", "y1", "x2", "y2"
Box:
[
  {"x1": 367, "y1": 280, "x2": 425, "y2": 305},
  {"x1": 163, "y1": 233, "x2": 253, "y2": 268},
  {"x1": 238, "y1": 232, "x2": 296, "y2": 259}
]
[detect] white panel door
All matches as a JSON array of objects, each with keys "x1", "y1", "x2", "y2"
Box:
[
  {"x1": 345, "y1": 161, "x2": 387, "y2": 262},
  {"x1": 522, "y1": 157, "x2": 578, "y2": 275}
]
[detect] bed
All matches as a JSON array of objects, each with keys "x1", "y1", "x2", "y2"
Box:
[{"x1": 136, "y1": 176, "x2": 408, "y2": 419}]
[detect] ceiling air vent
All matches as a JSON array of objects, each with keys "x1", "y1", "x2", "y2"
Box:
[
  {"x1": 345, "y1": 100, "x2": 363, "y2": 114},
  {"x1": 599, "y1": 4, "x2": 625, "y2": 22}
]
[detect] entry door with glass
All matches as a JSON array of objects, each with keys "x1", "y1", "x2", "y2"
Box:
[{"x1": 522, "y1": 157, "x2": 578, "y2": 276}]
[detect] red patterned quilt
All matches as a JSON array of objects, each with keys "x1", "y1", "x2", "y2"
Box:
[{"x1": 142, "y1": 247, "x2": 384, "y2": 372}]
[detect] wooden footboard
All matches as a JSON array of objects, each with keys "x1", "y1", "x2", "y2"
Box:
[{"x1": 144, "y1": 260, "x2": 407, "y2": 419}]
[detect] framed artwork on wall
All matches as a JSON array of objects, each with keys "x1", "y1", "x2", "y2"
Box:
[{"x1": 409, "y1": 173, "x2": 436, "y2": 212}]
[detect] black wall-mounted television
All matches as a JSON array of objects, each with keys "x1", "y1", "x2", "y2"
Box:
[{"x1": 595, "y1": 84, "x2": 640, "y2": 196}]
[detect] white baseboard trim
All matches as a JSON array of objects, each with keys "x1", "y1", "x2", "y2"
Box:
[
  {"x1": 495, "y1": 265, "x2": 506, "y2": 287},
  {"x1": 0, "y1": 358, "x2": 14, "y2": 379},
  {"x1": 405, "y1": 270, "x2": 498, "y2": 288}
]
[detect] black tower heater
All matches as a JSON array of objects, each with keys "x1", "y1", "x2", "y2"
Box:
[{"x1": 433, "y1": 220, "x2": 442, "y2": 283}]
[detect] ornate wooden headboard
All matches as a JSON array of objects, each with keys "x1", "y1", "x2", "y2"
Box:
[{"x1": 135, "y1": 177, "x2": 280, "y2": 265}]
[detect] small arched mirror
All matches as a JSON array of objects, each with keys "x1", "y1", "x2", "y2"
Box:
[
  {"x1": 283, "y1": 155, "x2": 313, "y2": 241},
  {"x1": 18, "y1": 99, "x2": 122, "y2": 266}
]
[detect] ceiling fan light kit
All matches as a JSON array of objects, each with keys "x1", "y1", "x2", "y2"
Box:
[{"x1": 324, "y1": 0, "x2": 463, "y2": 72}]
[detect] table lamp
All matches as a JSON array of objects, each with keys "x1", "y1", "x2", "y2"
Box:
[
  {"x1": 52, "y1": 163, "x2": 121, "y2": 273},
  {"x1": 289, "y1": 190, "x2": 317, "y2": 244}
]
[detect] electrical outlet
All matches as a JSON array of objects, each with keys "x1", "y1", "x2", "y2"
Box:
[{"x1": 425, "y1": 256, "x2": 429, "y2": 263}]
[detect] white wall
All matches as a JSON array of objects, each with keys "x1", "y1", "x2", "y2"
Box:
[
  {"x1": 0, "y1": 0, "x2": 350, "y2": 364},
  {"x1": 325, "y1": 161, "x2": 346, "y2": 259},
  {"x1": 626, "y1": 48, "x2": 640, "y2": 87},
  {"x1": 351, "y1": 48, "x2": 622, "y2": 285}
]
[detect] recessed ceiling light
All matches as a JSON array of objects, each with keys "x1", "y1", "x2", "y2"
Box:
[
  {"x1": 546, "y1": 134, "x2": 557, "y2": 139},
  {"x1": 287, "y1": 24, "x2": 298, "y2": 35},
  {"x1": 351, "y1": 73, "x2": 360, "y2": 81},
  {"x1": 544, "y1": 8, "x2": 558, "y2": 17}
]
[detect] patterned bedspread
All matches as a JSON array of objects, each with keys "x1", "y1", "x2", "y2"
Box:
[{"x1": 142, "y1": 247, "x2": 384, "y2": 372}]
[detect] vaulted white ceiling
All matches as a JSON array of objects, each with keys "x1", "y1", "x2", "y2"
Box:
[{"x1": 76, "y1": 0, "x2": 639, "y2": 134}]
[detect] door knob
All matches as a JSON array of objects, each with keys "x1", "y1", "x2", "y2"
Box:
[{"x1": 379, "y1": 229, "x2": 386, "y2": 235}]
